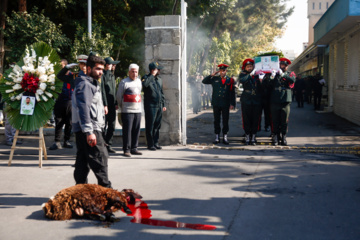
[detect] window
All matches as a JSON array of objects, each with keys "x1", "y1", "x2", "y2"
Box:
[
  {"x1": 326, "y1": 2, "x2": 329, "y2": 9},
  {"x1": 313, "y1": 2, "x2": 315, "y2": 9},
  {"x1": 319, "y1": 2, "x2": 321, "y2": 10}
]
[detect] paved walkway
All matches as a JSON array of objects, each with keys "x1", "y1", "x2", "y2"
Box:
[{"x1": 0, "y1": 101, "x2": 359, "y2": 240}]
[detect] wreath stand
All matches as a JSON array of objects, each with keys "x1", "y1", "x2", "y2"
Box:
[{"x1": 8, "y1": 127, "x2": 47, "y2": 168}]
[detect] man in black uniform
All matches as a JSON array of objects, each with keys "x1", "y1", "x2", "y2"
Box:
[
  {"x1": 142, "y1": 62, "x2": 167, "y2": 151},
  {"x1": 202, "y1": 64, "x2": 236, "y2": 144},
  {"x1": 50, "y1": 55, "x2": 88, "y2": 150},
  {"x1": 313, "y1": 73, "x2": 325, "y2": 110},
  {"x1": 239, "y1": 58, "x2": 264, "y2": 145},
  {"x1": 101, "y1": 57, "x2": 120, "y2": 153},
  {"x1": 294, "y1": 75, "x2": 305, "y2": 108},
  {"x1": 268, "y1": 58, "x2": 296, "y2": 146}
]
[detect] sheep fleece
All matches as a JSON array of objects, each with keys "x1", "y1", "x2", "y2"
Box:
[{"x1": 42, "y1": 184, "x2": 138, "y2": 220}]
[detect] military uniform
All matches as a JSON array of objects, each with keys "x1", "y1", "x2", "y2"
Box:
[
  {"x1": 101, "y1": 57, "x2": 120, "y2": 153},
  {"x1": 142, "y1": 62, "x2": 166, "y2": 150},
  {"x1": 239, "y1": 71, "x2": 263, "y2": 139},
  {"x1": 267, "y1": 58, "x2": 296, "y2": 145},
  {"x1": 202, "y1": 64, "x2": 235, "y2": 144}
]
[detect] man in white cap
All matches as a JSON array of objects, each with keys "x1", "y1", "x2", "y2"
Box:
[{"x1": 50, "y1": 54, "x2": 88, "y2": 150}]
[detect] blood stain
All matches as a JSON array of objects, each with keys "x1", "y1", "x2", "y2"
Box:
[{"x1": 124, "y1": 199, "x2": 216, "y2": 230}]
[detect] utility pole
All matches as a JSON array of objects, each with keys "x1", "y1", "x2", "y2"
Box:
[
  {"x1": 181, "y1": 0, "x2": 187, "y2": 145},
  {"x1": 88, "y1": 0, "x2": 92, "y2": 38}
]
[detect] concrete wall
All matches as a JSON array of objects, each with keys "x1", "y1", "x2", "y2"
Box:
[{"x1": 144, "y1": 15, "x2": 182, "y2": 145}]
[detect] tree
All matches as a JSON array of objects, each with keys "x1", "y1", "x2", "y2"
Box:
[
  {"x1": 4, "y1": 8, "x2": 71, "y2": 64},
  {"x1": 0, "y1": 0, "x2": 8, "y2": 73},
  {"x1": 70, "y1": 25, "x2": 113, "y2": 61},
  {"x1": 186, "y1": 0, "x2": 294, "y2": 76}
]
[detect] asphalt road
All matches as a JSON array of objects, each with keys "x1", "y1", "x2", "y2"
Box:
[{"x1": 0, "y1": 102, "x2": 359, "y2": 240}]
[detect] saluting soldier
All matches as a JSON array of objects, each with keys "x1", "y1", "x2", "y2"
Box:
[
  {"x1": 267, "y1": 58, "x2": 296, "y2": 146},
  {"x1": 202, "y1": 64, "x2": 236, "y2": 144},
  {"x1": 142, "y1": 62, "x2": 167, "y2": 151},
  {"x1": 239, "y1": 58, "x2": 264, "y2": 145}
]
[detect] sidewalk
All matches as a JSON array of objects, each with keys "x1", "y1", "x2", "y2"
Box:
[
  {"x1": 187, "y1": 101, "x2": 360, "y2": 148},
  {"x1": 0, "y1": 101, "x2": 359, "y2": 240}
]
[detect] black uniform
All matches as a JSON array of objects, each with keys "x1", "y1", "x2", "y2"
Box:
[
  {"x1": 101, "y1": 70, "x2": 117, "y2": 148},
  {"x1": 142, "y1": 74, "x2": 166, "y2": 149},
  {"x1": 202, "y1": 75, "x2": 236, "y2": 135},
  {"x1": 239, "y1": 71, "x2": 263, "y2": 136},
  {"x1": 294, "y1": 77, "x2": 305, "y2": 108}
]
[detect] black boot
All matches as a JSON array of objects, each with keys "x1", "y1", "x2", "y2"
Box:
[
  {"x1": 250, "y1": 134, "x2": 256, "y2": 146},
  {"x1": 213, "y1": 134, "x2": 220, "y2": 144},
  {"x1": 277, "y1": 133, "x2": 281, "y2": 145},
  {"x1": 244, "y1": 134, "x2": 250, "y2": 145},
  {"x1": 281, "y1": 134, "x2": 287, "y2": 146},
  {"x1": 223, "y1": 134, "x2": 229, "y2": 145},
  {"x1": 272, "y1": 134, "x2": 278, "y2": 146}
]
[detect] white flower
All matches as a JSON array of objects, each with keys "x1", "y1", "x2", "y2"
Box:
[
  {"x1": 37, "y1": 66, "x2": 46, "y2": 76},
  {"x1": 39, "y1": 82, "x2": 47, "y2": 91},
  {"x1": 10, "y1": 96, "x2": 16, "y2": 101},
  {"x1": 12, "y1": 84, "x2": 22, "y2": 90},
  {"x1": 36, "y1": 89, "x2": 44, "y2": 95},
  {"x1": 22, "y1": 66, "x2": 29, "y2": 73},
  {"x1": 42, "y1": 95, "x2": 48, "y2": 102},
  {"x1": 5, "y1": 82, "x2": 14, "y2": 85},
  {"x1": 15, "y1": 93, "x2": 23, "y2": 100},
  {"x1": 6, "y1": 89, "x2": 14, "y2": 93},
  {"x1": 13, "y1": 65, "x2": 22, "y2": 75},
  {"x1": 35, "y1": 93, "x2": 40, "y2": 102},
  {"x1": 50, "y1": 86, "x2": 56, "y2": 90},
  {"x1": 45, "y1": 91, "x2": 53, "y2": 98},
  {"x1": 15, "y1": 77, "x2": 22, "y2": 83},
  {"x1": 39, "y1": 75, "x2": 48, "y2": 82}
]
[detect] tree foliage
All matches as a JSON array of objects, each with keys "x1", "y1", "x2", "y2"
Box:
[
  {"x1": 4, "y1": 7, "x2": 71, "y2": 64},
  {"x1": 2, "y1": 0, "x2": 293, "y2": 77}
]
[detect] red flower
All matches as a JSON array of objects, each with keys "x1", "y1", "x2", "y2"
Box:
[{"x1": 21, "y1": 73, "x2": 39, "y2": 93}]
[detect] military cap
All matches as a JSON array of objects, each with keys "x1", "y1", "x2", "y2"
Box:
[
  {"x1": 149, "y1": 61, "x2": 163, "y2": 70},
  {"x1": 104, "y1": 57, "x2": 120, "y2": 65},
  {"x1": 241, "y1": 58, "x2": 254, "y2": 70},
  {"x1": 77, "y1": 55, "x2": 88, "y2": 63},
  {"x1": 88, "y1": 51, "x2": 99, "y2": 57},
  {"x1": 217, "y1": 63, "x2": 229, "y2": 70},
  {"x1": 280, "y1": 58, "x2": 291, "y2": 66}
]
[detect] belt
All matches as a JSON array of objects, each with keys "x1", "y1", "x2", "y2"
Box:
[{"x1": 244, "y1": 90, "x2": 257, "y2": 95}]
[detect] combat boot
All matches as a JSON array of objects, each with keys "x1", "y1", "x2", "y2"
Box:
[
  {"x1": 281, "y1": 134, "x2": 287, "y2": 146},
  {"x1": 244, "y1": 134, "x2": 250, "y2": 145},
  {"x1": 272, "y1": 134, "x2": 278, "y2": 146},
  {"x1": 250, "y1": 134, "x2": 256, "y2": 146},
  {"x1": 213, "y1": 134, "x2": 220, "y2": 144},
  {"x1": 277, "y1": 133, "x2": 281, "y2": 145},
  {"x1": 223, "y1": 134, "x2": 229, "y2": 145}
]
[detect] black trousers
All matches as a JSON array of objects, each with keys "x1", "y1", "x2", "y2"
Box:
[
  {"x1": 260, "y1": 98, "x2": 271, "y2": 129},
  {"x1": 145, "y1": 107, "x2": 162, "y2": 148},
  {"x1": 270, "y1": 102, "x2": 291, "y2": 135},
  {"x1": 104, "y1": 105, "x2": 116, "y2": 146},
  {"x1": 242, "y1": 103, "x2": 262, "y2": 135},
  {"x1": 213, "y1": 105, "x2": 230, "y2": 135},
  {"x1": 74, "y1": 131, "x2": 111, "y2": 188},
  {"x1": 54, "y1": 100, "x2": 72, "y2": 142},
  {"x1": 121, "y1": 112, "x2": 141, "y2": 153},
  {"x1": 296, "y1": 92, "x2": 304, "y2": 107},
  {"x1": 314, "y1": 93, "x2": 322, "y2": 110}
]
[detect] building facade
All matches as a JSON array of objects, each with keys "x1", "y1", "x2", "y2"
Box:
[
  {"x1": 308, "y1": 0, "x2": 335, "y2": 45},
  {"x1": 291, "y1": 0, "x2": 360, "y2": 126}
]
